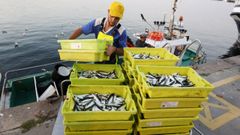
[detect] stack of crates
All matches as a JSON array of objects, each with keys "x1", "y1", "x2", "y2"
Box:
[
  {"x1": 62, "y1": 85, "x2": 137, "y2": 135},
  {"x1": 61, "y1": 63, "x2": 138, "y2": 134},
  {"x1": 58, "y1": 39, "x2": 113, "y2": 62},
  {"x1": 123, "y1": 48, "x2": 179, "y2": 88},
  {"x1": 122, "y1": 48, "x2": 214, "y2": 135}
]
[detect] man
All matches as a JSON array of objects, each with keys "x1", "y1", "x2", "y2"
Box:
[{"x1": 69, "y1": 1, "x2": 127, "y2": 64}]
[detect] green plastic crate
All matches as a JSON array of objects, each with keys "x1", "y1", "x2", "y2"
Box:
[
  {"x1": 136, "y1": 100, "x2": 202, "y2": 119},
  {"x1": 137, "y1": 115, "x2": 197, "y2": 128},
  {"x1": 62, "y1": 85, "x2": 137, "y2": 122},
  {"x1": 136, "y1": 65, "x2": 214, "y2": 98},
  {"x1": 124, "y1": 48, "x2": 179, "y2": 68},
  {"x1": 137, "y1": 124, "x2": 193, "y2": 135},
  {"x1": 58, "y1": 49, "x2": 109, "y2": 62},
  {"x1": 70, "y1": 63, "x2": 125, "y2": 85},
  {"x1": 64, "y1": 117, "x2": 134, "y2": 131},
  {"x1": 132, "y1": 83, "x2": 208, "y2": 109},
  {"x1": 123, "y1": 60, "x2": 137, "y2": 79},
  {"x1": 58, "y1": 39, "x2": 113, "y2": 50},
  {"x1": 64, "y1": 129, "x2": 133, "y2": 135}
]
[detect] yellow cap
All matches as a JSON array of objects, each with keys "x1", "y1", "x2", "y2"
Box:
[{"x1": 109, "y1": 1, "x2": 124, "y2": 19}]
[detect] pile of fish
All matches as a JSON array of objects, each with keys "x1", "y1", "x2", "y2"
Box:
[
  {"x1": 132, "y1": 53, "x2": 161, "y2": 59},
  {"x1": 73, "y1": 93, "x2": 126, "y2": 111},
  {"x1": 145, "y1": 72, "x2": 194, "y2": 87},
  {"x1": 78, "y1": 70, "x2": 117, "y2": 79}
]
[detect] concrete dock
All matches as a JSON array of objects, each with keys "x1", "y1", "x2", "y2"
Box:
[
  {"x1": 194, "y1": 56, "x2": 240, "y2": 135},
  {"x1": 0, "y1": 56, "x2": 240, "y2": 135}
]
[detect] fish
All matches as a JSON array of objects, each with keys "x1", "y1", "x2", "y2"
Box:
[
  {"x1": 132, "y1": 53, "x2": 161, "y2": 59},
  {"x1": 145, "y1": 73, "x2": 194, "y2": 87},
  {"x1": 73, "y1": 93, "x2": 126, "y2": 112},
  {"x1": 78, "y1": 70, "x2": 117, "y2": 79}
]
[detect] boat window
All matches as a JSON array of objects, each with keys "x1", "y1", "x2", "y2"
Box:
[{"x1": 236, "y1": 0, "x2": 240, "y2": 5}]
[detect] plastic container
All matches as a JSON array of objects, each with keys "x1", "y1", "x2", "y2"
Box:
[
  {"x1": 123, "y1": 60, "x2": 137, "y2": 79},
  {"x1": 136, "y1": 65, "x2": 214, "y2": 98},
  {"x1": 137, "y1": 115, "x2": 197, "y2": 128},
  {"x1": 133, "y1": 83, "x2": 207, "y2": 109},
  {"x1": 137, "y1": 124, "x2": 193, "y2": 135},
  {"x1": 124, "y1": 48, "x2": 179, "y2": 68},
  {"x1": 70, "y1": 63, "x2": 125, "y2": 85},
  {"x1": 136, "y1": 100, "x2": 202, "y2": 119},
  {"x1": 58, "y1": 39, "x2": 113, "y2": 50},
  {"x1": 62, "y1": 85, "x2": 137, "y2": 122},
  {"x1": 58, "y1": 50, "x2": 109, "y2": 62},
  {"x1": 64, "y1": 117, "x2": 134, "y2": 131},
  {"x1": 147, "y1": 31, "x2": 164, "y2": 41},
  {"x1": 65, "y1": 128, "x2": 132, "y2": 135}
]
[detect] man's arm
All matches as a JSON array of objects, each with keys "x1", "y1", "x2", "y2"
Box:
[
  {"x1": 69, "y1": 27, "x2": 83, "y2": 39},
  {"x1": 106, "y1": 46, "x2": 124, "y2": 56},
  {"x1": 69, "y1": 19, "x2": 96, "y2": 39}
]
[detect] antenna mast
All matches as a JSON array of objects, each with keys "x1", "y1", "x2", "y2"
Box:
[{"x1": 169, "y1": 0, "x2": 178, "y2": 39}]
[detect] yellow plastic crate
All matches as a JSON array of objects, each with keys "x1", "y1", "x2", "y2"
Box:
[
  {"x1": 123, "y1": 60, "x2": 137, "y2": 79},
  {"x1": 154, "y1": 133, "x2": 189, "y2": 135},
  {"x1": 65, "y1": 128, "x2": 132, "y2": 135},
  {"x1": 137, "y1": 124, "x2": 193, "y2": 135},
  {"x1": 136, "y1": 65, "x2": 214, "y2": 98},
  {"x1": 124, "y1": 48, "x2": 179, "y2": 68},
  {"x1": 136, "y1": 100, "x2": 202, "y2": 119},
  {"x1": 58, "y1": 39, "x2": 113, "y2": 50},
  {"x1": 70, "y1": 63, "x2": 125, "y2": 85},
  {"x1": 64, "y1": 117, "x2": 134, "y2": 131},
  {"x1": 58, "y1": 50, "x2": 109, "y2": 62},
  {"x1": 137, "y1": 115, "x2": 197, "y2": 128},
  {"x1": 133, "y1": 83, "x2": 208, "y2": 109},
  {"x1": 62, "y1": 85, "x2": 137, "y2": 122},
  {"x1": 138, "y1": 133, "x2": 189, "y2": 135}
]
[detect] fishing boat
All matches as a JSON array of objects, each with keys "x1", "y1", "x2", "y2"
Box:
[
  {"x1": 226, "y1": 0, "x2": 236, "y2": 3},
  {"x1": 0, "y1": 62, "x2": 72, "y2": 110},
  {"x1": 220, "y1": 0, "x2": 240, "y2": 58},
  {"x1": 133, "y1": 0, "x2": 207, "y2": 67},
  {"x1": 231, "y1": 0, "x2": 240, "y2": 42}
]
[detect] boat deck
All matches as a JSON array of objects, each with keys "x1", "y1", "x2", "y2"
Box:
[{"x1": 0, "y1": 56, "x2": 240, "y2": 135}]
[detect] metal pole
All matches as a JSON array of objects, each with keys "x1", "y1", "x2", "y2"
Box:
[
  {"x1": 193, "y1": 127, "x2": 204, "y2": 135},
  {"x1": 169, "y1": 0, "x2": 178, "y2": 39},
  {"x1": 60, "y1": 80, "x2": 71, "y2": 101}
]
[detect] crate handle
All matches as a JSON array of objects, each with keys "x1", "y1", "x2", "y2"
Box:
[{"x1": 129, "y1": 100, "x2": 137, "y2": 113}]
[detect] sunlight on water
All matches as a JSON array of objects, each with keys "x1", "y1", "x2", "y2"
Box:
[{"x1": 0, "y1": 0, "x2": 237, "y2": 72}]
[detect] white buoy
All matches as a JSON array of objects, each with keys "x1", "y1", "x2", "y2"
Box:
[{"x1": 58, "y1": 66, "x2": 70, "y2": 77}]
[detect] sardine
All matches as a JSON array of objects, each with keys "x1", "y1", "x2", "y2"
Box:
[
  {"x1": 78, "y1": 70, "x2": 117, "y2": 79},
  {"x1": 132, "y1": 53, "x2": 161, "y2": 59},
  {"x1": 145, "y1": 73, "x2": 194, "y2": 87},
  {"x1": 73, "y1": 93, "x2": 126, "y2": 112}
]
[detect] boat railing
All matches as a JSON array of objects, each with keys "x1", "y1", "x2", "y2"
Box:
[
  {"x1": 176, "y1": 39, "x2": 206, "y2": 66},
  {"x1": 0, "y1": 61, "x2": 72, "y2": 110},
  {"x1": 60, "y1": 79, "x2": 71, "y2": 101}
]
